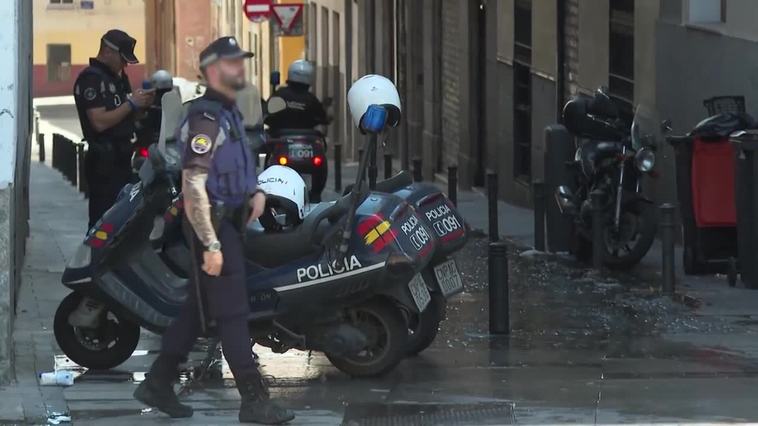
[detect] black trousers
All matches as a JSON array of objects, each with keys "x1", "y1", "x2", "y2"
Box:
[
  {"x1": 85, "y1": 147, "x2": 131, "y2": 229},
  {"x1": 161, "y1": 219, "x2": 257, "y2": 378}
]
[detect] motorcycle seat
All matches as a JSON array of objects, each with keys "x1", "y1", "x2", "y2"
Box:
[
  {"x1": 342, "y1": 170, "x2": 413, "y2": 195},
  {"x1": 269, "y1": 128, "x2": 324, "y2": 138},
  {"x1": 244, "y1": 199, "x2": 348, "y2": 268}
]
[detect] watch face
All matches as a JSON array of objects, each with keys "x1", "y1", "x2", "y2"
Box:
[{"x1": 208, "y1": 241, "x2": 221, "y2": 251}]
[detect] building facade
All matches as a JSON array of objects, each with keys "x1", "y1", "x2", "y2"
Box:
[
  {"x1": 305, "y1": 0, "x2": 758, "y2": 207},
  {"x1": 0, "y1": 0, "x2": 33, "y2": 381},
  {"x1": 32, "y1": 0, "x2": 147, "y2": 98}
]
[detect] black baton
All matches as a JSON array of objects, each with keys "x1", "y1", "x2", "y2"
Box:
[{"x1": 183, "y1": 219, "x2": 209, "y2": 335}]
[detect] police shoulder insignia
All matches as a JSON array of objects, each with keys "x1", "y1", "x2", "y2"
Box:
[
  {"x1": 190, "y1": 134, "x2": 213, "y2": 155},
  {"x1": 83, "y1": 87, "x2": 97, "y2": 101}
]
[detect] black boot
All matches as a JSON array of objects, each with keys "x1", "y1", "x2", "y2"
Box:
[
  {"x1": 133, "y1": 354, "x2": 194, "y2": 418},
  {"x1": 236, "y1": 372, "x2": 294, "y2": 424}
]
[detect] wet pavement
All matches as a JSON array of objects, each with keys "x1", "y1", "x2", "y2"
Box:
[{"x1": 15, "y1": 102, "x2": 758, "y2": 424}]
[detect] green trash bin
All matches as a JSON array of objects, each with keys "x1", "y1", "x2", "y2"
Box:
[{"x1": 731, "y1": 130, "x2": 758, "y2": 289}]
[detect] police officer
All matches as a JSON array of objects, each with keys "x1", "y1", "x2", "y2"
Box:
[
  {"x1": 133, "y1": 37, "x2": 294, "y2": 425},
  {"x1": 264, "y1": 59, "x2": 328, "y2": 132},
  {"x1": 74, "y1": 29, "x2": 155, "y2": 228}
]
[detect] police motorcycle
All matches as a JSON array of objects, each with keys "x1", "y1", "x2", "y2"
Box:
[
  {"x1": 554, "y1": 88, "x2": 659, "y2": 269},
  {"x1": 262, "y1": 66, "x2": 331, "y2": 203},
  {"x1": 130, "y1": 70, "x2": 177, "y2": 173},
  {"x1": 56, "y1": 74, "x2": 467, "y2": 377}
]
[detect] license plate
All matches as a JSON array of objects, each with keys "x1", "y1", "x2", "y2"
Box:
[
  {"x1": 408, "y1": 274, "x2": 431, "y2": 312},
  {"x1": 289, "y1": 144, "x2": 313, "y2": 159},
  {"x1": 434, "y1": 259, "x2": 464, "y2": 297}
]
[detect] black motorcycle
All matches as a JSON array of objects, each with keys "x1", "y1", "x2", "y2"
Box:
[{"x1": 554, "y1": 88, "x2": 660, "y2": 269}]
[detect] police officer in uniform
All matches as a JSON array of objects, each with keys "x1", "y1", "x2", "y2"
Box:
[
  {"x1": 74, "y1": 29, "x2": 155, "y2": 228},
  {"x1": 264, "y1": 59, "x2": 328, "y2": 132},
  {"x1": 133, "y1": 37, "x2": 294, "y2": 425}
]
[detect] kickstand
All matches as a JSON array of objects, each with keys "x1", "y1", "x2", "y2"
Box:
[{"x1": 178, "y1": 337, "x2": 223, "y2": 395}]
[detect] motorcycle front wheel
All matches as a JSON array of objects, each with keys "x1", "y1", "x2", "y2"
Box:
[
  {"x1": 54, "y1": 292, "x2": 141, "y2": 370},
  {"x1": 600, "y1": 201, "x2": 657, "y2": 270},
  {"x1": 326, "y1": 299, "x2": 408, "y2": 377}
]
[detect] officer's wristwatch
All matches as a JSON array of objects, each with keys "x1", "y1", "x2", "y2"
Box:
[{"x1": 206, "y1": 241, "x2": 222, "y2": 252}]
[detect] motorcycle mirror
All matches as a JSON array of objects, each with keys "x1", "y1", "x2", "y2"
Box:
[{"x1": 270, "y1": 71, "x2": 281, "y2": 87}]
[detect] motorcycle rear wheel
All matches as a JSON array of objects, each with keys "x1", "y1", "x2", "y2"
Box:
[
  {"x1": 326, "y1": 299, "x2": 408, "y2": 377},
  {"x1": 405, "y1": 293, "x2": 447, "y2": 356},
  {"x1": 54, "y1": 292, "x2": 141, "y2": 371}
]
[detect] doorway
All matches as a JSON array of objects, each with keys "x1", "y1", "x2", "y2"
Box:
[{"x1": 473, "y1": 0, "x2": 487, "y2": 187}]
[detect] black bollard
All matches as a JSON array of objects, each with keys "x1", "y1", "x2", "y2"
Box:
[
  {"x1": 334, "y1": 143, "x2": 342, "y2": 192},
  {"x1": 37, "y1": 133, "x2": 45, "y2": 163},
  {"x1": 660, "y1": 203, "x2": 676, "y2": 295},
  {"x1": 488, "y1": 241, "x2": 510, "y2": 335},
  {"x1": 448, "y1": 165, "x2": 458, "y2": 206},
  {"x1": 413, "y1": 157, "x2": 423, "y2": 182},
  {"x1": 590, "y1": 190, "x2": 604, "y2": 270},
  {"x1": 487, "y1": 170, "x2": 499, "y2": 242},
  {"x1": 533, "y1": 179, "x2": 546, "y2": 252},
  {"x1": 368, "y1": 145, "x2": 378, "y2": 190},
  {"x1": 52, "y1": 134, "x2": 60, "y2": 172},
  {"x1": 77, "y1": 143, "x2": 88, "y2": 196},
  {"x1": 384, "y1": 153, "x2": 393, "y2": 179},
  {"x1": 358, "y1": 148, "x2": 367, "y2": 181}
]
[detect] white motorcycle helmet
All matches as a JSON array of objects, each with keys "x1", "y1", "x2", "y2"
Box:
[
  {"x1": 150, "y1": 69, "x2": 174, "y2": 91},
  {"x1": 257, "y1": 166, "x2": 308, "y2": 230},
  {"x1": 347, "y1": 74, "x2": 402, "y2": 131},
  {"x1": 287, "y1": 60, "x2": 315, "y2": 86}
]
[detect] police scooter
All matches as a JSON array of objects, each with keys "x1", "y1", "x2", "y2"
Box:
[
  {"x1": 56, "y1": 75, "x2": 468, "y2": 376},
  {"x1": 130, "y1": 70, "x2": 177, "y2": 174},
  {"x1": 262, "y1": 71, "x2": 331, "y2": 203}
]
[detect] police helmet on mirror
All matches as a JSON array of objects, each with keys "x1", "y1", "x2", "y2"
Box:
[
  {"x1": 150, "y1": 70, "x2": 174, "y2": 91},
  {"x1": 287, "y1": 60, "x2": 315, "y2": 86},
  {"x1": 347, "y1": 74, "x2": 401, "y2": 130},
  {"x1": 256, "y1": 166, "x2": 307, "y2": 230}
]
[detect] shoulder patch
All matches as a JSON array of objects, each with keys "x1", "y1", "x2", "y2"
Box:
[
  {"x1": 190, "y1": 134, "x2": 213, "y2": 155},
  {"x1": 83, "y1": 87, "x2": 97, "y2": 101}
]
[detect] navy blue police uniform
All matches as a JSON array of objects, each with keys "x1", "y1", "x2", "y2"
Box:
[
  {"x1": 264, "y1": 82, "x2": 328, "y2": 132},
  {"x1": 74, "y1": 31, "x2": 139, "y2": 228},
  {"x1": 160, "y1": 86, "x2": 260, "y2": 378}
]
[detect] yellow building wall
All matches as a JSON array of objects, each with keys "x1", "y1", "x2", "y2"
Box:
[
  {"x1": 33, "y1": 0, "x2": 146, "y2": 66},
  {"x1": 276, "y1": 0, "x2": 305, "y2": 74}
]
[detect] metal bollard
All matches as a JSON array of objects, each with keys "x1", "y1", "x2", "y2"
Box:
[
  {"x1": 448, "y1": 165, "x2": 458, "y2": 206},
  {"x1": 77, "y1": 143, "x2": 88, "y2": 196},
  {"x1": 590, "y1": 190, "x2": 604, "y2": 270},
  {"x1": 368, "y1": 146, "x2": 378, "y2": 190},
  {"x1": 37, "y1": 133, "x2": 45, "y2": 163},
  {"x1": 660, "y1": 203, "x2": 676, "y2": 295},
  {"x1": 334, "y1": 143, "x2": 342, "y2": 192},
  {"x1": 487, "y1": 170, "x2": 499, "y2": 242},
  {"x1": 413, "y1": 157, "x2": 423, "y2": 182},
  {"x1": 384, "y1": 153, "x2": 393, "y2": 179},
  {"x1": 358, "y1": 148, "x2": 367, "y2": 180},
  {"x1": 52, "y1": 134, "x2": 60, "y2": 172},
  {"x1": 488, "y1": 241, "x2": 510, "y2": 335},
  {"x1": 533, "y1": 179, "x2": 546, "y2": 252}
]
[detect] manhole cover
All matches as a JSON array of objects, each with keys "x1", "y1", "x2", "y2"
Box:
[{"x1": 342, "y1": 402, "x2": 515, "y2": 425}]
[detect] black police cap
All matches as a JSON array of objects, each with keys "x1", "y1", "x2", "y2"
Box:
[
  {"x1": 199, "y1": 37, "x2": 254, "y2": 69},
  {"x1": 102, "y1": 29, "x2": 138, "y2": 64}
]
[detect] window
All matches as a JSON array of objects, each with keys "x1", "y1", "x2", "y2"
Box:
[
  {"x1": 513, "y1": 0, "x2": 532, "y2": 180},
  {"x1": 48, "y1": 0, "x2": 74, "y2": 8},
  {"x1": 609, "y1": 0, "x2": 634, "y2": 118},
  {"x1": 688, "y1": 0, "x2": 726, "y2": 23},
  {"x1": 47, "y1": 44, "x2": 71, "y2": 82}
]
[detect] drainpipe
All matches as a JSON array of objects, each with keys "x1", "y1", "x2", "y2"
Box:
[{"x1": 556, "y1": 0, "x2": 566, "y2": 123}]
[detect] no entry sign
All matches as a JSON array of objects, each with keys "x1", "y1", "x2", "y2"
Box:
[{"x1": 244, "y1": 0, "x2": 272, "y2": 22}]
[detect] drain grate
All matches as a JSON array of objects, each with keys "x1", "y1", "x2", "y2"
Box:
[{"x1": 342, "y1": 402, "x2": 516, "y2": 425}]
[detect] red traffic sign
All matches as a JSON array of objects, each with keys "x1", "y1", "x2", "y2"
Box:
[
  {"x1": 272, "y1": 4, "x2": 304, "y2": 32},
  {"x1": 244, "y1": 0, "x2": 272, "y2": 22}
]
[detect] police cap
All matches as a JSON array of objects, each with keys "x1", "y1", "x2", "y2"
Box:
[{"x1": 199, "y1": 37, "x2": 254, "y2": 69}]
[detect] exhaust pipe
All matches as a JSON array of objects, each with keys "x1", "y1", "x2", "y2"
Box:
[{"x1": 554, "y1": 185, "x2": 576, "y2": 214}]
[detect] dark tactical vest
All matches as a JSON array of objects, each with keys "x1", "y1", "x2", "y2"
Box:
[{"x1": 179, "y1": 98, "x2": 257, "y2": 208}]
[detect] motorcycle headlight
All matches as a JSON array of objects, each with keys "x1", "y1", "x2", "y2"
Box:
[{"x1": 635, "y1": 148, "x2": 656, "y2": 173}]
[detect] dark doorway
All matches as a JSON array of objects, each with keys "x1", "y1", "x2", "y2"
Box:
[
  {"x1": 473, "y1": 0, "x2": 487, "y2": 187},
  {"x1": 47, "y1": 44, "x2": 71, "y2": 82},
  {"x1": 609, "y1": 0, "x2": 634, "y2": 120},
  {"x1": 513, "y1": 0, "x2": 532, "y2": 181}
]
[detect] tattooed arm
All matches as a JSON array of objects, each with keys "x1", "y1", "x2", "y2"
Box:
[{"x1": 182, "y1": 167, "x2": 217, "y2": 248}]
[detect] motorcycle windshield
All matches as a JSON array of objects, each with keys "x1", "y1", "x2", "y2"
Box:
[{"x1": 631, "y1": 104, "x2": 662, "y2": 150}]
